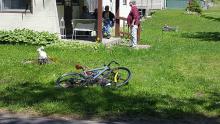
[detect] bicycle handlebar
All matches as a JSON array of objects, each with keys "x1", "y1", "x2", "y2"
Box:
[{"x1": 107, "y1": 61, "x2": 119, "y2": 66}]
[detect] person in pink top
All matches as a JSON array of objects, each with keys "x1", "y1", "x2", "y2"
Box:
[{"x1": 127, "y1": 0, "x2": 140, "y2": 47}]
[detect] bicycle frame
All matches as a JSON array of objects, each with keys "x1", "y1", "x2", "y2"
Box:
[
  {"x1": 83, "y1": 65, "x2": 110, "y2": 80},
  {"x1": 81, "y1": 61, "x2": 119, "y2": 81},
  {"x1": 56, "y1": 61, "x2": 131, "y2": 88}
]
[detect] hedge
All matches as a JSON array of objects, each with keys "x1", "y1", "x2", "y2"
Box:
[{"x1": 0, "y1": 29, "x2": 59, "y2": 45}]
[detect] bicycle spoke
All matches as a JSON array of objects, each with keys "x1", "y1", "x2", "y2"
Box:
[{"x1": 56, "y1": 73, "x2": 86, "y2": 88}]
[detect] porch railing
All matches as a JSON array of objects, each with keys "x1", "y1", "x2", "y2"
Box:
[
  {"x1": 119, "y1": 17, "x2": 130, "y2": 38},
  {"x1": 115, "y1": 17, "x2": 141, "y2": 43}
]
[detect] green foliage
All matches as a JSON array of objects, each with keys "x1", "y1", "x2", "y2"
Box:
[
  {"x1": 0, "y1": 29, "x2": 59, "y2": 45},
  {"x1": 186, "y1": 0, "x2": 202, "y2": 14}
]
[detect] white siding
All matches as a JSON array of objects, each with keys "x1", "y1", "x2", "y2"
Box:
[
  {"x1": 0, "y1": 0, "x2": 60, "y2": 34},
  {"x1": 136, "y1": 0, "x2": 165, "y2": 9},
  {"x1": 119, "y1": 0, "x2": 130, "y2": 18},
  {"x1": 102, "y1": 0, "x2": 166, "y2": 19},
  {"x1": 102, "y1": 0, "x2": 130, "y2": 18}
]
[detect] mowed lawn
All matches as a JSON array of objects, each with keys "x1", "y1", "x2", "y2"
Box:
[{"x1": 0, "y1": 4, "x2": 220, "y2": 120}]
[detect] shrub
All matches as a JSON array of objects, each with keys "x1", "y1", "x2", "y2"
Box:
[
  {"x1": 186, "y1": 0, "x2": 202, "y2": 14},
  {"x1": 0, "y1": 29, "x2": 59, "y2": 45}
]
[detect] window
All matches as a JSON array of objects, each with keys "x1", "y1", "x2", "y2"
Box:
[
  {"x1": 123, "y1": 0, "x2": 127, "y2": 5},
  {"x1": 0, "y1": 0, "x2": 32, "y2": 12},
  {"x1": 88, "y1": 0, "x2": 98, "y2": 12},
  {"x1": 57, "y1": 0, "x2": 79, "y2": 6},
  {"x1": 64, "y1": 0, "x2": 71, "y2": 6},
  {"x1": 72, "y1": 0, "x2": 79, "y2": 6},
  {"x1": 56, "y1": 0, "x2": 64, "y2": 5}
]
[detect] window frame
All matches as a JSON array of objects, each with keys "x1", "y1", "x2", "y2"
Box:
[
  {"x1": 72, "y1": 0, "x2": 79, "y2": 6},
  {"x1": 57, "y1": 0, "x2": 79, "y2": 6},
  {"x1": 123, "y1": 0, "x2": 127, "y2": 5},
  {"x1": 56, "y1": 0, "x2": 64, "y2": 5},
  {"x1": 0, "y1": 0, "x2": 32, "y2": 13}
]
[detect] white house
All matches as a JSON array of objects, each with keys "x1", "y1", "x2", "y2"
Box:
[
  {"x1": 0, "y1": 0, "x2": 165, "y2": 38},
  {"x1": 101, "y1": 0, "x2": 166, "y2": 19},
  {"x1": 0, "y1": 0, "x2": 60, "y2": 34},
  {"x1": 136, "y1": 0, "x2": 166, "y2": 17},
  {"x1": 137, "y1": 0, "x2": 166, "y2": 10}
]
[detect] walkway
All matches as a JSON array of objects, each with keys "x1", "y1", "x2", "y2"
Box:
[
  {"x1": 63, "y1": 37, "x2": 150, "y2": 49},
  {"x1": 0, "y1": 111, "x2": 147, "y2": 124},
  {"x1": 1, "y1": 110, "x2": 219, "y2": 124}
]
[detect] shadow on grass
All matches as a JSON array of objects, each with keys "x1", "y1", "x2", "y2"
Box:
[
  {"x1": 0, "y1": 82, "x2": 220, "y2": 123},
  {"x1": 202, "y1": 15, "x2": 220, "y2": 22},
  {"x1": 205, "y1": 91, "x2": 220, "y2": 111},
  {"x1": 182, "y1": 32, "x2": 220, "y2": 42},
  {"x1": 0, "y1": 114, "x2": 75, "y2": 124}
]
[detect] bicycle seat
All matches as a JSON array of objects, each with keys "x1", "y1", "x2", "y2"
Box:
[{"x1": 75, "y1": 64, "x2": 84, "y2": 70}]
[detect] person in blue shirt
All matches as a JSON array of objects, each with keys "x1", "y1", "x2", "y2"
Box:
[{"x1": 102, "y1": 5, "x2": 115, "y2": 39}]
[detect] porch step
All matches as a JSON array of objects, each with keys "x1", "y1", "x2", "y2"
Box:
[
  {"x1": 61, "y1": 38, "x2": 151, "y2": 49},
  {"x1": 62, "y1": 39, "x2": 96, "y2": 44},
  {"x1": 102, "y1": 38, "x2": 151, "y2": 49},
  {"x1": 102, "y1": 37, "x2": 122, "y2": 46}
]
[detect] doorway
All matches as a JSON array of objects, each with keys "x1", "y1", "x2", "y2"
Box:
[
  {"x1": 56, "y1": 0, "x2": 81, "y2": 38},
  {"x1": 64, "y1": 0, "x2": 72, "y2": 37}
]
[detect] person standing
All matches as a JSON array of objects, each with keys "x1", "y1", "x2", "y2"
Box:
[
  {"x1": 127, "y1": 0, "x2": 140, "y2": 47},
  {"x1": 102, "y1": 5, "x2": 115, "y2": 39}
]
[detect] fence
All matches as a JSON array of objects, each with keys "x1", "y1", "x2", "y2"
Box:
[{"x1": 116, "y1": 17, "x2": 141, "y2": 43}]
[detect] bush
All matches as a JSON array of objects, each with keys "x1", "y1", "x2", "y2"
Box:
[
  {"x1": 0, "y1": 29, "x2": 59, "y2": 45},
  {"x1": 186, "y1": 0, "x2": 202, "y2": 14}
]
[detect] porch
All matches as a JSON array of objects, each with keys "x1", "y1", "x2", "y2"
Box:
[
  {"x1": 56, "y1": 0, "x2": 141, "y2": 43},
  {"x1": 62, "y1": 37, "x2": 151, "y2": 49}
]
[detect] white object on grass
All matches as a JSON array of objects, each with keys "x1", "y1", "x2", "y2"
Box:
[{"x1": 37, "y1": 46, "x2": 48, "y2": 64}]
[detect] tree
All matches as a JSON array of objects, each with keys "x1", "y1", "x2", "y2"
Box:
[{"x1": 186, "y1": 0, "x2": 202, "y2": 14}]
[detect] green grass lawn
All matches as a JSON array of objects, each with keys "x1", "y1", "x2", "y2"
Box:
[{"x1": 0, "y1": 6, "x2": 220, "y2": 120}]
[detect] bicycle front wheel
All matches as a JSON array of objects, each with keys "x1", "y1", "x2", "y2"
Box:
[
  {"x1": 56, "y1": 72, "x2": 86, "y2": 88},
  {"x1": 108, "y1": 67, "x2": 131, "y2": 87}
]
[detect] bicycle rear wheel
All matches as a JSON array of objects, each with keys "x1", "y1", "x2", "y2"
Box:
[
  {"x1": 108, "y1": 67, "x2": 131, "y2": 87},
  {"x1": 56, "y1": 72, "x2": 86, "y2": 88}
]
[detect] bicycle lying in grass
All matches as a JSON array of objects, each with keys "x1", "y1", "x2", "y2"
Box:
[{"x1": 56, "y1": 61, "x2": 131, "y2": 88}]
